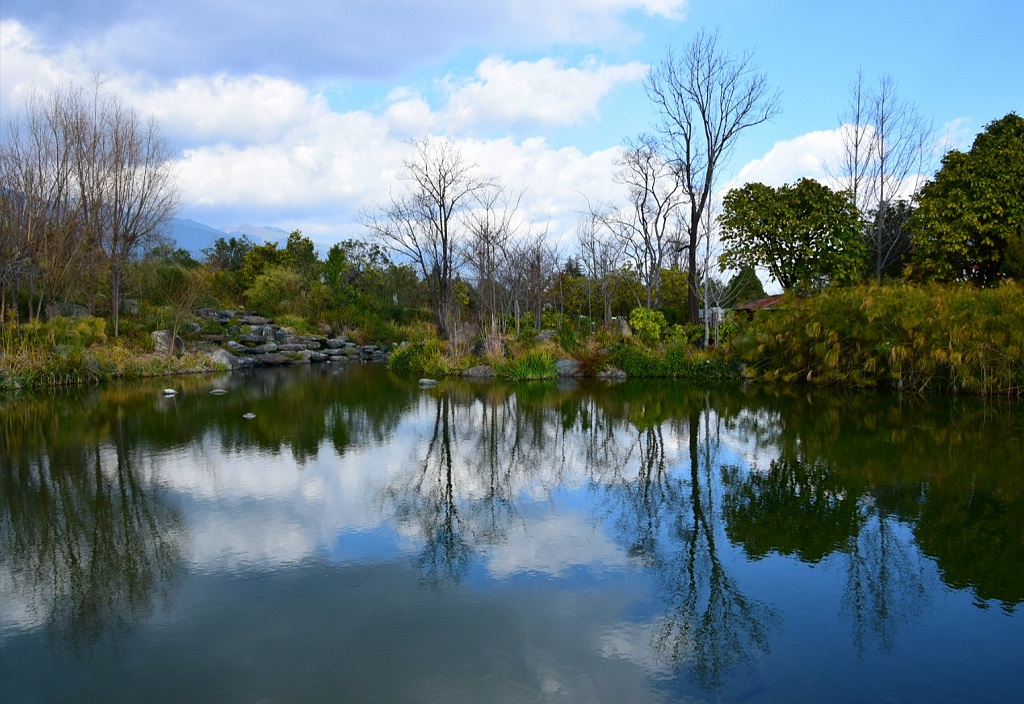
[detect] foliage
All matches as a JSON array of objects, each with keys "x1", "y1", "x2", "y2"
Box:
[
  {"x1": 727, "y1": 265, "x2": 767, "y2": 305},
  {"x1": 387, "y1": 338, "x2": 464, "y2": 377},
  {"x1": 906, "y1": 113, "x2": 1024, "y2": 285},
  {"x1": 629, "y1": 307, "x2": 667, "y2": 346},
  {"x1": 496, "y1": 348, "x2": 558, "y2": 381},
  {"x1": 244, "y1": 266, "x2": 305, "y2": 317},
  {"x1": 727, "y1": 283, "x2": 1024, "y2": 394},
  {"x1": 719, "y1": 178, "x2": 866, "y2": 292},
  {"x1": 610, "y1": 339, "x2": 741, "y2": 383}
]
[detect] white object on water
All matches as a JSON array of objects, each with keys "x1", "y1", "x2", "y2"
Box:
[
  {"x1": 162, "y1": 388, "x2": 177, "y2": 396},
  {"x1": 243, "y1": 412, "x2": 256, "y2": 419},
  {"x1": 210, "y1": 388, "x2": 229, "y2": 395}
]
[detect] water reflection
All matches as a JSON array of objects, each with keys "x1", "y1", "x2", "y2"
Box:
[
  {"x1": 2, "y1": 366, "x2": 1021, "y2": 697},
  {"x1": 0, "y1": 411, "x2": 184, "y2": 650}
]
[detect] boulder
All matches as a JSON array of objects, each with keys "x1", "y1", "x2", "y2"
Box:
[
  {"x1": 120, "y1": 299, "x2": 140, "y2": 315},
  {"x1": 151, "y1": 330, "x2": 185, "y2": 356},
  {"x1": 463, "y1": 365, "x2": 496, "y2": 378},
  {"x1": 418, "y1": 378, "x2": 439, "y2": 387},
  {"x1": 259, "y1": 353, "x2": 292, "y2": 366},
  {"x1": 597, "y1": 367, "x2": 628, "y2": 381},
  {"x1": 206, "y1": 348, "x2": 241, "y2": 370},
  {"x1": 325, "y1": 337, "x2": 348, "y2": 349},
  {"x1": 555, "y1": 359, "x2": 582, "y2": 377}
]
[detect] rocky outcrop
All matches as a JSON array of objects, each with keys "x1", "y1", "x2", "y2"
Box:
[
  {"x1": 192, "y1": 309, "x2": 394, "y2": 369},
  {"x1": 151, "y1": 330, "x2": 185, "y2": 356},
  {"x1": 555, "y1": 359, "x2": 582, "y2": 377}
]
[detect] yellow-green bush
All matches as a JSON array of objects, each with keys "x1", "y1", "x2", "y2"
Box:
[{"x1": 727, "y1": 283, "x2": 1024, "y2": 394}]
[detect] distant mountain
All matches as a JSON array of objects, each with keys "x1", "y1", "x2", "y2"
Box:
[
  {"x1": 165, "y1": 219, "x2": 289, "y2": 255},
  {"x1": 222, "y1": 224, "x2": 290, "y2": 246},
  {"x1": 165, "y1": 218, "x2": 229, "y2": 255}
]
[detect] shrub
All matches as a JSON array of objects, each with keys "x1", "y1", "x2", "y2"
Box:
[
  {"x1": 629, "y1": 307, "x2": 667, "y2": 347},
  {"x1": 496, "y1": 348, "x2": 557, "y2": 381}
]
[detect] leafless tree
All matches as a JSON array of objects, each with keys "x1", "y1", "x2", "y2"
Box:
[
  {"x1": 363, "y1": 133, "x2": 495, "y2": 340},
  {"x1": 576, "y1": 215, "x2": 624, "y2": 327},
  {"x1": 1, "y1": 88, "x2": 89, "y2": 323},
  {"x1": 832, "y1": 70, "x2": 935, "y2": 280},
  {"x1": 98, "y1": 96, "x2": 179, "y2": 336},
  {"x1": 506, "y1": 229, "x2": 559, "y2": 334},
  {"x1": 595, "y1": 134, "x2": 686, "y2": 309},
  {"x1": 462, "y1": 186, "x2": 523, "y2": 337},
  {"x1": 645, "y1": 29, "x2": 780, "y2": 324}
]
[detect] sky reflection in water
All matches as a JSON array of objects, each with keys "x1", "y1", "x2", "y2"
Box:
[{"x1": 1, "y1": 364, "x2": 1022, "y2": 703}]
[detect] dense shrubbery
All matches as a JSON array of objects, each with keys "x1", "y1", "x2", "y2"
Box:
[
  {"x1": 727, "y1": 283, "x2": 1024, "y2": 394},
  {"x1": 611, "y1": 341, "x2": 741, "y2": 383}
]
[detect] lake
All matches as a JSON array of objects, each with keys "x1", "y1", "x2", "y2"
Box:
[{"x1": 1, "y1": 363, "x2": 1022, "y2": 703}]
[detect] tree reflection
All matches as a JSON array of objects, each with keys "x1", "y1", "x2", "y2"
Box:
[
  {"x1": 0, "y1": 414, "x2": 184, "y2": 651},
  {"x1": 608, "y1": 404, "x2": 780, "y2": 689}
]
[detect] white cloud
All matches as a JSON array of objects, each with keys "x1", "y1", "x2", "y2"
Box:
[
  {"x1": 438, "y1": 56, "x2": 648, "y2": 134},
  {"x1": 727, "y1": 128, "x2": 846, "y2": 191}
]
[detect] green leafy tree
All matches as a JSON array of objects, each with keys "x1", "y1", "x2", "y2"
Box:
[
  {"x1": 719, "y1": 178, "x2": 866, "y2": 292},
  {"x1": 239, "y1": 242, "x2": 284, "y2": 290},
  {"x1": 726, "y1": 265, "x2": 766, "y2": 304},
  {"x1": 283, "y1": 230, "x2": 321, "y2": 282},
  {"x1": 906, "y1": 112, "x2": 1024, "y2": 285},
  {"x1": 202, "y1": 235, "x2": 254, "y2": 272}
]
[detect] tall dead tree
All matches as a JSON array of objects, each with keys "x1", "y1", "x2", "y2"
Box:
[
  {"x1": 596, "y1": 134, "x2": 686, "y2": 309},
  {"x1": 363, "y1": 134, "x2": 494, "y2": 340},
  {"x1": 833, "y1": 70, "x2": 934, "y2": 280},
  {"x1": 645, "y1": 29, "x2": 780, "y2": 324}
]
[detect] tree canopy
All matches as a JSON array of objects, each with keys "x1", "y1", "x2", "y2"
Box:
[
  {"x1": 718, "y1": 178, "x2": 865, "y2": 293},
  {"x1": 906, "y1": 112, "x2": 1024, "y2": 285}
]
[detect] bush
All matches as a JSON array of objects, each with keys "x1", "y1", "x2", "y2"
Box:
[
  {"x1": 496, "y1": 348, "x2": 557, "y2": 381},
  {"x1": 629, "y1": 307, "x2": 667, "y2": 347},
  {"x1": 727, "y1": 283, "x2": 1024, "y2": 394}
]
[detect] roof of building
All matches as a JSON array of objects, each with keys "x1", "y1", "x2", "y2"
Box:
[{"x1": 733, "y1": 294, "x2": 786, "y2": 311}]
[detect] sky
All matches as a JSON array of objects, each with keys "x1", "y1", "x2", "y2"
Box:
[{"x1": 2, "y1": 0, "x2": 1021, "y2": 258}]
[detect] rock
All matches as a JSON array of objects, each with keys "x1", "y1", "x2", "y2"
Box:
[
  {"x1": 237, "y1": 314, "x2": 271, "y2": 326},
  {"x1": 120, "y1": 298, "x2": 140, "y2": 315},
  {"x1": 597, "y1": 367, "x2": 628, "y2": 381},
  {"x1": 202, "y1": 334, "x2": 228, "y2": 343},
  {"x1": 418, "y1": 378, "x2": 439, "y2": 387},
  {"x1": 472, "y1": 337, "x2": 509, "y2": 359},
  {"x1": 247, "y1": 342, "x2": 278, "y2": 355},
  {"x1": 48, "y1": 302, "x2": 90, "y2": 318},
  {"x1": 251, "y1": 325, "x2": 274, "y2": 340},
  {"x1": 242, "y1": 412, "x2": 256, "y2": 419},
  {"x1": 276, "y1": 343, "x2": 306, "y2": 352},
  {"x1": 151, "y1": 330, "x2": 185, "y2": 356},
  {"x1": 182, "y1": 321, "x2": 202, "y2": 335},
  {"x1": 210, "y1": 388, "x2": 229, "y2": 395},
  {"x1": 226, "y1": 340, "x2": 247, "y2": 353},
  {"x1": 555, "y1": 359, "x2": 582, "y2": 377},
  {"x1": 325, "y1": 337, "x2": 348, "y2": 349},
  {"x1": 206, "y1": 348, "x2": 241, "y2": 370},
  {"x1": 536, "y1": 329, "x2": 556, "y2": 343},
  {"x1": 611, "y1": 318, "x2": 632, "y2": 338},
  {"x1": 259, "y1": 353, "x2": 292, "y2": 366},
  {"x1": 309, "y1": 352, "x2": 328, "y2": 363},
  {"x1": 162, "y1": 388, "x2": 177, "y2": 396},
  {"x1": 238, "y1": 334, "x2": 263, "y2": 344},
  {"x1": 463, "y1": 365, "x2": 496, "y2": 378}
]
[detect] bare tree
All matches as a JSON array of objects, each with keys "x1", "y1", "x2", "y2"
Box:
[
  {"x1": 576, "y1": 215, "x2": 624, "y2": 327},
  {"x1": 645, "y1": 29, "x2": 780, "y2": 324},
  {"x1": 832, "y1": 71, "x2": 934, "y2": 280},
  {"x1": 595, "y1": 134, "x2": 686, "y2": 309},
  {"x1": 462, "y1": 186, "x2": 523, "y2": 337},
  {"x1": 363, "y1": 133, "x2": 495, "y2": 340},
  {"x1": 99, "y1": 97, "x2": 179, "y2": 336}
]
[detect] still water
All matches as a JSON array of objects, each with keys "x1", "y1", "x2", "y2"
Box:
[{"x1": 1, "y1": 364, "x2": 1022, "y2": 703}]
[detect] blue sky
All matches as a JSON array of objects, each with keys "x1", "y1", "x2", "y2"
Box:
[{"x1": 2, "y1": 0, "x2": 1021, "y2": 253}]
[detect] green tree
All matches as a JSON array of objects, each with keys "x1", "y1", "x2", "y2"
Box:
[
  {"x1": 283, "y1": 230, "x2": 321, "y2": 282},
  {"x1": 906, "y1": 113, "x2": 1024, "y2": 285},
  {"x1": 726, "y1": 265, "x2": 766, "y2": 304},
  {"x1": 202, "y1": 235, "x2": 254, "y2": 272},
  {"x1": 719, "y1": 178, "x2": 866, "y2": 292},
  {"x1": 239, "y1": 241, "x2": 284, "y2": 290}
]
